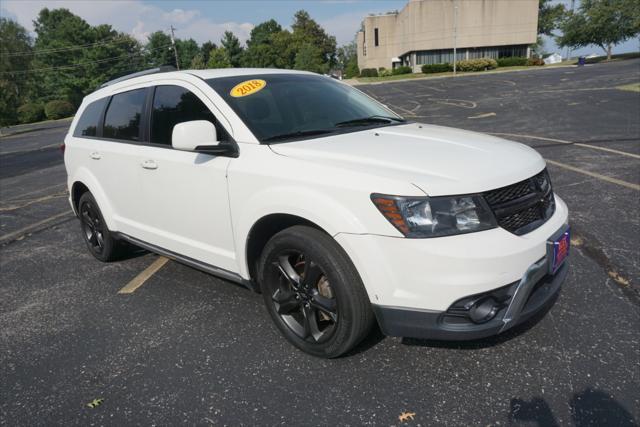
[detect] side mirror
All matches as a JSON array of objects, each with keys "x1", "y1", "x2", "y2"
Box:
[{"x1": 172, "y1": 120, "x2": 218, "y2": 152}]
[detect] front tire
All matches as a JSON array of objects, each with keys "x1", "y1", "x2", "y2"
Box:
[
  {"x1": 259, "y1": 226, "x2": 374, "y2": 358},
  {"x1": 78, "y1": 192, "x2": 122, "y2": 262}
]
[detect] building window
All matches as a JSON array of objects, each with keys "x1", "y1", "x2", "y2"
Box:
[
  {"x1": 362, "y1": 30, "x2": 366, "y2": 56},
  {"x1": 374, "y1": 28, "x2": 379, "y2": 47}
]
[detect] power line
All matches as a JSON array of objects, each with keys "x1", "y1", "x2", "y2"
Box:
[
  {"x1": 0, "y1": 44, "x2": 172, "y2": 75},
  {"x1": 1, "y1": 36, "x2": 137, "y2": 57}
]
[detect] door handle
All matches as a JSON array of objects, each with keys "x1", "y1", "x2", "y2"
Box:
[
  {"x1": 141, "y1": 160, "x2": 158, "y2": 170},
  {"x1": 90, "y1": 152, "x2": 101, "y2": 160}
]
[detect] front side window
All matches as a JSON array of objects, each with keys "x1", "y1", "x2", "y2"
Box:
[
  {"x1": 207, "y1": 74, "x2": 404, "y2": 143},
  {"x1": 73, "y1": 97, "x2": 107, "y2": 137},
  {"x1": 150, "y1": 85, "x2": 223, "y2": 146},
  {"x1": 103, "y1": 89, "x2": 146, "y2": 141}
]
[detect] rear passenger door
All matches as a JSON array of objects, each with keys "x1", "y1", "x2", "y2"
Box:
[
  {"x1": 97, "y1": 88, "x2": 149, "y2": 235},
  {"x1": 134, "y1": 83, "x2": 237, "y2": 272},
  {"x1": 72, "y1": 88, "x2": 149, "y2": 236}
]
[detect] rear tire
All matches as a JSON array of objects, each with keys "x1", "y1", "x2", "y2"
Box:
[
  {"x1": 259, "y1": 226, "x2": 374, "y2": 358},
  {"x1": 78, "y1": 192, "x2": 123, "y2": 262}
]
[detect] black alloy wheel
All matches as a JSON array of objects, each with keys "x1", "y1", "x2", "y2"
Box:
[
  {"x1": 80, "y1": 199, "x2": 105, "y2": 255},
  {"x1": 260, "y1": 226, "x2": 374, "y2": 358},
  {"x1": 271, "y1": 250, "x2": 338, "y2": 343},
  {"x1": 77, "y1": 192, "x2": 122, "y2": 262}
]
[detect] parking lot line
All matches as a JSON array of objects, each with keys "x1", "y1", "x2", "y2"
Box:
[
  {"x1": 544, "y1": 159, "x2": 640, "y2": 191},
  {"x1": 0, "y1": 191, "x2": 68, "y2": 212},
  {"x1": 489, "y1": 132, "x2": 640, "y2": 160},
  {"x1": 0, "y1": 210, "x2": 73, "y2": 244},
  {"x1": 118, "y1": 256, "x2": 169, "y2": 294}
]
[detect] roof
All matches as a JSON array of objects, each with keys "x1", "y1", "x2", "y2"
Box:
[
  {"x1": 186, "y1": 68, "x2": 314, "y2": 79},
  {"x1": 83, "y1": 68, "x2": 316, "y2": 103}
]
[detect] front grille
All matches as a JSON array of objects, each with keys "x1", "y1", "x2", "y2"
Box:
[{"x1": 484, "y1": 169, "x2": 556, "y2": 235}]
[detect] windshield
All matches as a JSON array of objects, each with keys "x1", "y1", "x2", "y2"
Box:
[{"x1": 206, "y1": 74, "x2": 405, "y2": 143}]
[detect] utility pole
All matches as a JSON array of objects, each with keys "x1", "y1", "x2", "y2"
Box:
[
  {"x1": 453, "y1": 0, "x2": 458, "y2": 76},
  {"x1": 170, "y1": 25, "x2": 180, "y2": 70}
]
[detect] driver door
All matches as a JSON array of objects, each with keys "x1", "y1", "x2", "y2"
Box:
[{"x1": 135, "y1": 83, "x2": 237, "y2": 272}]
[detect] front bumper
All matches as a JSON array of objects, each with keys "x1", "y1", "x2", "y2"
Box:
[{"x1": 372, "y1": 256, "x2": 568, "y2": 341}]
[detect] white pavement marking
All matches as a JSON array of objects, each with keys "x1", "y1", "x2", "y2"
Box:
[
  {"x1": 0, "y1": 210, "x2": 73, "y2": 244},
  {"x1": 118, "y1": 257, "x2": 170, "y2": 294},
  {"x1": 544, "y1": 159, "x2": 640, "y2": 191},
  {"x1": 468, "y1": 112, "x2": 496, "y2": 119},
  {"x1": 489, "y1": 132, "x2": 640, "y2": 160}
]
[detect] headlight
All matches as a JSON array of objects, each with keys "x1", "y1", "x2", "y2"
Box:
[{"x1": 371, "y1": 193, "x2": 497, "y2": 238}]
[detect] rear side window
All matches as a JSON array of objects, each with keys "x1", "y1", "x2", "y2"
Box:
[
  {"x1": 103, "y1": 89, "x2": 146, "y2": 141},
  {"x1": 73, "y1": 98, "x2": 107, "y2": 137},
  {"x1": 150, "y1": 85, "x2": 225, "y2": 146}
]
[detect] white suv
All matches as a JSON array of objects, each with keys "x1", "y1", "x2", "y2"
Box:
[{"x1": 64, "y1": 68, "x2": 570, "y2": 358}]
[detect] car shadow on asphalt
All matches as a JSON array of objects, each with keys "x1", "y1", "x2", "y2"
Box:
[{"x1": 509, "y1": 388, "x2": 638, "y2": 426}]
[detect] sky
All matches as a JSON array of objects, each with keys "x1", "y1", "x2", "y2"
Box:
[{"x1": 1, "y1": 0, "x2": 638, "y2": 57}]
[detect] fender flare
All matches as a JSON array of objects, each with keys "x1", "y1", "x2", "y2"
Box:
[{"x1": 70, "y1": 167, "x2": 117, "y2": 231}]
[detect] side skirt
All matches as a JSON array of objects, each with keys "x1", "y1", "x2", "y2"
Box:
[{"x1": 113, "y1": 232, "x2": 258, "y2": 292}]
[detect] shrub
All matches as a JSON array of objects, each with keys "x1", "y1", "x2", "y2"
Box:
[
  {"x1": 421, "y1": 63, "x2": 452, "y2": 73},
  {"x1": 44, "y1": 100, "x2": 75, "y2": 120},
  {"x1": 379, "y1": 68, "x2": 393, "y2": 77},
  {"x1": 359, "y1": 68, "x2": 378, "y2": 77},
  {"x1": 17, "y1": 103, "x2": 45, "y2": 124},
  {"x1": 392, "y1": 65, "x2": 412, "y2": 75},
  {"x1": 456, "y1": 58, "x2": 497, "y2": 72},
  {"x1": 344, "y1": 62, "x2": 359, "y2": 79},
  {"x1": 527, "y1": 57, "x2": 545, "y2": 66},
  {"x1": 497, "y1": 57, "x2": 528, "y2": 67}
]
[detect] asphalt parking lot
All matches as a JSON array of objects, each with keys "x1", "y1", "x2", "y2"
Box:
[{"x1": 1, "y1": 59, "x2": 639, "y2": 425}]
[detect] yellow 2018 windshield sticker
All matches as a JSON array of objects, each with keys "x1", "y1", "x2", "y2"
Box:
[{"x1": 230, "y1": 79, "x2": 266, "y2": 97}]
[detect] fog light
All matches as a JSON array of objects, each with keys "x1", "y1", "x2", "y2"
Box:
[{"x1": 469, "y1": 297, "x2": 500, "y2": 324}]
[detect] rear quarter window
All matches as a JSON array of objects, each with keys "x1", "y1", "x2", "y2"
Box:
[
  {"x1": 103, "y1": 88, "x2": 147, "y2": 141},
  {"x1": 73, "y1": 98, "x2": 108, "y2": 137}
]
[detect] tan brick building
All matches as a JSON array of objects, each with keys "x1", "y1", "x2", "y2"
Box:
[{"x1": 356, "y1": 0, "x2": 539, "y2": 72}]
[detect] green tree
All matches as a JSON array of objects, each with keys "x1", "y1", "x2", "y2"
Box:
[
  {"x1": 220, "y1": 31, "x2": 243, "y2": 67},
  {"x1": 0, "y1": 18, "x2": 33, "y2": 125},
  {"x1": 294, "y1": 43, "x2": 326, "y2": 73},
  {"x1": 270, "y1": 30, "x2": 296, "y2": 69},
  {"x1": 30, "y1": 8, "x2": 94, "y2": 105},
  {"x1": 557, "y1": 0, "x2": 640, "y2": 59},
  {"x1": 246, "y1": 19, "x2": 282, "y2": 48},
  {"x1": 82, "y1": 24, "x2": 141, "y2": 93},
  {"x1": 190, "y1": 54, "x2": 206, "y2": 69},
  {"x1": 200, "y1": 40, "x2": 216, "y2": 63},
  {"x1": 291, "y1": 10, "x2": 337, "y2": 69},
  {"x1": 538, "y1": 0, "x2": 566, "y2": 37},
  {"x1": 337, "y1": 40, "x2": 358, "y2": 78},
  {"x1": 242, "y1": 20, "x2": 291, "y2": 68},
  {"x1": 177, "y1": 38, "x2": 199, "y2": 69},
  {"x1": 207, "y1": 47, "x2": 232, "y2": 68},
  {"x1": 145, "y1": 31, "x2": 175, "y2": 67}
]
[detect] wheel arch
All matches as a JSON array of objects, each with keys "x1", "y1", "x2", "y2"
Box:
[
  {"x1": 244, "y1": 213, "x2": 328, "y2": 285},
  {"x1": 68, "y1": 168, "x2": 117, "y2": 230}
]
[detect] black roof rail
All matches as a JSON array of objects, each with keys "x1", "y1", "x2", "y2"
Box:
[{"x1": 100, "y1": 66, "x2": 177, "y2": 88}]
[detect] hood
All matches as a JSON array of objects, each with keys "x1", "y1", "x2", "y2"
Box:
[{"x1": 269, "y1": 123, "x2": 546, "y2": 196}]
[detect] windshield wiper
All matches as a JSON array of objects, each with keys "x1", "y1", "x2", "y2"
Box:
[
  {"x1": 334, "y1": 115, "x2": 406, "y2": 128},
  {"x1": 262, "y1": 129, "x2": 335, "y2": 143}
]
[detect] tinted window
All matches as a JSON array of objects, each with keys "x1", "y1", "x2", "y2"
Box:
[
  {"x1": 207, "y1": 74, "x2": 402, "y2": 143},
  {"x1": 151, "y1": 85, "x2": 224, "y2": 146},
  {"x1": 103, "y1": 89, "x2": 146, "y2": 141},
  {"x1": 73, "y1": 98, "x2": 107, "y2": 137}
]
